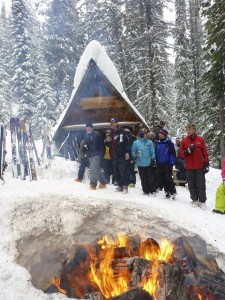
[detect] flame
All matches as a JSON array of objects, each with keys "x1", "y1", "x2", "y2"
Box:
[
  {"x1": 117, "y1": 232, "x2": 128, "y2": 247},
  {"x1": 198, "y1": 294, "x2": 203, "y2": 300},
  {"x1": 89, "y1": 234, "x2": 174, "y2": 299},
  {"x1": 97, "y1": 233, "x2": 127, "y2": 249},
  {"x1": 143, "y1": 238, "x2": 174, "y2": 298},
  {"x1": 97, "y1": 234, "x2": 115, "y2": 249},
  {"x1": 89, "y1": 234, "x2": 129, "y2": 298},
  {"x1": 52, "y1": 277, "x2": 67, "y2": 294},
  {"x1": 139, "y1": 238, "x2": 160, "y2": 261}
]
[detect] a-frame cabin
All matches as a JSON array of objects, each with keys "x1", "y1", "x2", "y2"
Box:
[{"x1": 53, "y1": 40, "x2": 148, "y2": 150}]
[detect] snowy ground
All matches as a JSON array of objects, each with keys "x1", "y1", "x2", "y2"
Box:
[{"x1": 0, "y1": 155, "x2": 225, "y2": 300}]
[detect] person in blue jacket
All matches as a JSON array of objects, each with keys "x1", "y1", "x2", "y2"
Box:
[
  {"x1": 155, "y1": 128, "x2": 177, "y2": 199},
  {"x1": 131, "y1": 128, "x2": 156, "y2": 195}
]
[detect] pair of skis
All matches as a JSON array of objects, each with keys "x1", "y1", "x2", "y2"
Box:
[
  {"x1": 0, "y1": 124, "x2": 7, "y2": 183},
  {"x1": 10, "y1": 117, "x2": 37, "y2": 181}
]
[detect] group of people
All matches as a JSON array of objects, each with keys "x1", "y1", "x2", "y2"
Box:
[{"x1": 73, "y1": 118, "x2": 222, "y2": 211}]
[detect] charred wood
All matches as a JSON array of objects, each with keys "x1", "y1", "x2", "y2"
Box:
[
  {"x1": 156, "y1": 263, "x2": 184, "y2": 300},
  {"x1": 184, "y1": 285, "x2": 224, "y2": 300},
  {"x1": 111, "y1": 287, "x2": 154, "y2": 300},
  {"x1": 84, "y1": 291, "x2": 105, "y2": 300},
  {"x1": 196, "y1": 255, "x2": 222, "y2": 273},
  {"x1": 183, "y1": 272, "x2": 197, "y2": 286},
  {"x1": 130, "y1": 257, "x2": 152, "y2": 287},
  {"x1": 173, "y1": 237, "x2": 198, "y2": 273},
  {"x1": 194, "y1": 268, "x2": 225, "y2": 297},
  {"x1": 125, "y1": 234, "x2": 142, "y2": 257},
  {"x1": 110, "y1": 257, "x2": 133, "y2": 282}
]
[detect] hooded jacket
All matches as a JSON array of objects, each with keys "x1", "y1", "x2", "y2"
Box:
[
  {"x1": 179, "y1": 134, "x2": 209, "y2": 170},
  {"x1": 131, "y1": 138, "x2": 155, "y2": 167},
  {"x1": 156, "y1": 137, "x2": 176, "y2": 166}
]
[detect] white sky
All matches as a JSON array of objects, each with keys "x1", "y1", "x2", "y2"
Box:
[{"x1": 0, "y1": 0, "x2": 11, "y2": 11}]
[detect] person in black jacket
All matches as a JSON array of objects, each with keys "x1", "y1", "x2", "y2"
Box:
[
  {"x1": 105, "y1": 118, "x2": 130, "y2": 193},
  {"x1": 84, "y1": 123, "x2": 106, "y2": 190},
  {"x1": 124, "y1": 128, "x2": 137, "y2": 187},
  {"x1": 74, "y1": 140, "x2": 89, "y2": 183}
]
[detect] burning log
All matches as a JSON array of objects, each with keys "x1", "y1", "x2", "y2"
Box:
[
  {"x1": 130, "y1": 257, "x2": 152, "y2": 287},
  {"x1": 197, "y1": 254, "x2": 221, "y2": 273},
  {"x1": 125, "y1": 234, "x2": 142, "y2": 257},
  {"x1": 111, "y1": 257, "x2": 134, "y2": 281},
  {"x1": 172, "y1": 237, "x2": 198, "y2": 274},
  {"x1": 194, "y1": 268, "x2": 225, "y2": 297},
  {"x1": 185, "y1": 285, "x2": 224, "y2": 300},
  {"x1": 45, "y1": 234, "x2": 225, "y2": 300},
  {"x1": 156, "y1": 263, "x2": 184, "y2": 300},
  {"x1": 60, "y1": 244, "x2": 96, "y2": 298},
  {"x1": 111, "y1": 287, "x2": 154, "y2": 300},
  {"x1": 84, "y1": 291, "x2": 105, "y2": 300},
  {"x1": 139, "y1": 238, "x2": 160, "y2": 260},
  {"x1": 111, "y1": 234, "x2": 142, "y2": 259}
]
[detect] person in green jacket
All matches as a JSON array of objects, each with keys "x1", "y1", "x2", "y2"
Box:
[{"x1": 213, "y1": 158, "x2": 225, "y2": 214}]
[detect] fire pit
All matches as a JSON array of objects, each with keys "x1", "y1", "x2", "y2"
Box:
[
  {"x1": 14, "y1": 197, "x2": 225, "y2": 300},
  {"x1": 43, "y1": 233, "x2": 225, "y2": 300}
]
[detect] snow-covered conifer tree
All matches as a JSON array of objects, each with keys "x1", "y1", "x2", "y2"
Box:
[
  {"x1": 0, "y1": 4, "x2": 12, "y2": 123},
  {"x1": 199, "y1": 0, "x2": 225, "y2": 165},
  {"x1": 11, "y1": 0, "x2": 36, "y2": 119},
  {"x1": 43, "y1": 0, "x2": 83, "y2": 111}
]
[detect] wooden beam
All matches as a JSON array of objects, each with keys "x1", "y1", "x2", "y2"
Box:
[
  {"x1": 79, "y1": 96, "x2": 126, "y2": 110},
  {"x1": 63, "y1": 122, "x2": 141, "y2": 131}
]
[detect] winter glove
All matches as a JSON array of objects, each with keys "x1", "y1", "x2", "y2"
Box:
[
  {"x1": 184, "y1": 144, "x2": 195, "y2": 154},
  {"x1": 106, "y1": 135, "x2": 112, "y2": 142},
  {"x1": 125, "y1": 153, "x2": 130, "y2": 160},
  {"x1": 203, "y1": 162, "x2": 209, "y2": 174},
  {"x1": 136, "y1": 151, "x2": 141, "y2": 157}
]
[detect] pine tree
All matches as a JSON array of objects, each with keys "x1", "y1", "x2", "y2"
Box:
[
  {"x1": 10, "y1": 0, "x2": 36, "y2": 119},
  {"x1": 122, "y1": 0, "x2": 175, "y2": 130},
  {"x1": 188, "y1": 0, "x2": 205, "y2": 117},
  {"x1": 174, "y1": 0, "x2": 192, "y2": 136},
  {"x1": 0, "y1": 3, "x2": 13, "y2": 124},
  {"x1": 43, "y1": 0, "x2": 84, "y2": 110},
  {"x1": 200, "y1": 0, "x2": 225, "y2": 165},
  {"x1": 33, "y1": 47, "x2": 56, "y2": 139},
  {"x1": 80, "y1": 0, "x2": 127, "y2": 80}
]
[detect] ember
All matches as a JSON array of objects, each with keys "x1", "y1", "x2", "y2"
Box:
[
  {"x1": 45, "y1": 234, "x2": 225, "y2": 300},
  {"x1": 52, "y1": 277, "x2": 67, "y2": 294}
]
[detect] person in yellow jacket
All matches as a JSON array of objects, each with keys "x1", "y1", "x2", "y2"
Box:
[
  {"x1": 213, "y1": 158, "x2": 225, "y2": 214},
  {"x1": 102, "y1": 144, "x2": 113, "y2": 184}
]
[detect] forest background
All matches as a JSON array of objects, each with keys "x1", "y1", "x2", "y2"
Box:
[{"x1": 0, "y1": 0, "x2": 224, "y2": 166}]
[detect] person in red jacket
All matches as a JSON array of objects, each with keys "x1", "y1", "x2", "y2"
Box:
[{"x1": 179, "y1": 123, "x2": 209, "y2": 209}]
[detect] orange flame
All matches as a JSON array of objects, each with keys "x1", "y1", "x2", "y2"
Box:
[
  {"x1": 97, "y1": 233, "x2": 127, "y2": 249},
  {"x1": 89, "y1": 234, "x2": 129, "y2": 298},
  {"x1": 143, "y1": 239, "x2": 174, "y2": 298},
  {"x1": 88, "y1": 234, "x2": 174, "y2": 299},
  {"x1": 52, "y1": 277, "x2": 67, "y2": 294}
]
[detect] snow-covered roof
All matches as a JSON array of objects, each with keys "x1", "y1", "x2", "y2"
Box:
[{"x1": 53, "y1": 40, "x2": 148, "y2": 137}]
